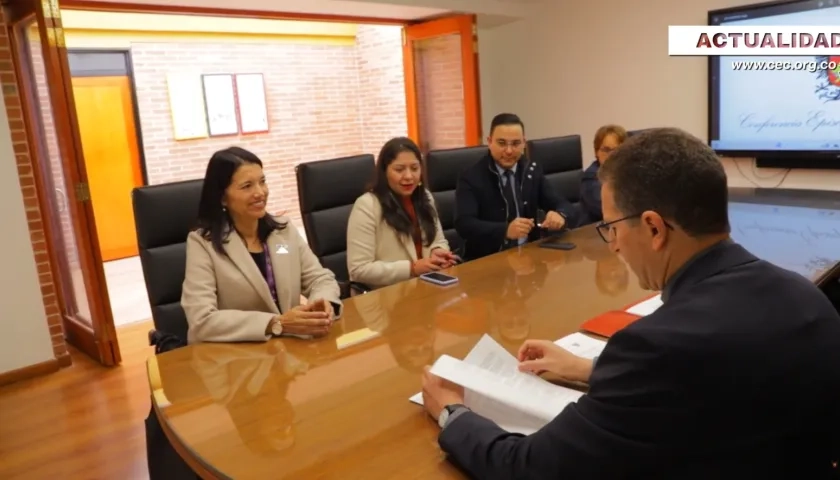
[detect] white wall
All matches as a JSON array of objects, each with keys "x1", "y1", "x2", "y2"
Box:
[
  {"x1": 0, "y1": 92, "x2": 54, "y2": 374},
  {"x1": 477, "y1": 0, "x2": 840, "y2": 191}
]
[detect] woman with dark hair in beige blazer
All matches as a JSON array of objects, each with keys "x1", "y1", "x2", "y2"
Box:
[
  {"x1": 181, "y1": 147, "x2": 341, "y2": 344},
  {"x1": 347, "y1": 137, "x2": 458, "y2": 289}
]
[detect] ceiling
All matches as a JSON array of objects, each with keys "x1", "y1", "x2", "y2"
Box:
[
  {"x1": 75, "y1": 0, "x2": 448, "y2": 20},
  {"x1": 71, "y1": 0, "x2": 537, "y2": 21}
]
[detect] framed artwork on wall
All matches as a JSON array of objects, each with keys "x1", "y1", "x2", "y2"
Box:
[
  {"x1": 201, "y1": 74, "x2": 239, "y2": 136},
  {"x1": 166, "y1": 73, "x2": 208, "y2": 140},
  {"x1": 234, "y1": 73, "x2": 269, "y2": 134}
]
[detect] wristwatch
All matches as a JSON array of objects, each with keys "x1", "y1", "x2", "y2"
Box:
[
  {"x1": 438, "y1": 403, "x2": 467, "y2": 429},
  {"x1": 271, "y1": 317, "x2": 284, "y2": 336}
]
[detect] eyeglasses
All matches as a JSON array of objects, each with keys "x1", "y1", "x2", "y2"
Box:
[{"x1": 596, "y1": 214, "x2": 673, "y2": 242}]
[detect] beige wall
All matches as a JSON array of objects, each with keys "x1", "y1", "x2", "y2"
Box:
[
  {"x1": 0, "y1": 84, "x2": 54, "y2": 374},
  {"x1": 477, "y1": 0, "x2": 840, "y2": 191}
]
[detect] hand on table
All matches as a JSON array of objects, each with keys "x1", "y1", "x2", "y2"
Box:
[
  {"x1": 277, "y1": 304, "x2": 332, "y2": 337},
  {"x1": 421, "y1": 365, "x2": 465, "y2": 422},
  {"x1": 507, "y1": 218, "x2": 535, "y2": 240},
  {"x1": 540, "y1": 211, "x2": 566, "y2": 230}
]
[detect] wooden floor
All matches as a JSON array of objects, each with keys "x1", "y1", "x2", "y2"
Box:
[{"x1": 0, "y1": 321, "x2": 155, "y2": 479}]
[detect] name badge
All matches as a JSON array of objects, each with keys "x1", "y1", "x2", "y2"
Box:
[{"x1": 275, "y1": 244, "x2": 289, "y2": 254}]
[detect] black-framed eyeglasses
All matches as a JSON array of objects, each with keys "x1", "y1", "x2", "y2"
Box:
[{"x1": 595, "y1": 214, "x2": 673, "y2": 242}]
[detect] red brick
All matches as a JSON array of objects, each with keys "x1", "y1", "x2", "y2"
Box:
[{"x1": 0, "y1": 8, "x2": 68, "y2": 363}]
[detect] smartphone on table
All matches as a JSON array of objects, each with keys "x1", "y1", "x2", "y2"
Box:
[{"x1": 419, "y1": 272, "x2": 459, "y2": 286}]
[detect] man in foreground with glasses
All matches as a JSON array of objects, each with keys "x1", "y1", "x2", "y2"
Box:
[{"x1": 421, "y1": 127, "x2": 840, "y2": 478}]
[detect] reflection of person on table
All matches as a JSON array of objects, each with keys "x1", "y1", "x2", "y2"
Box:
[
  {"x1": 181, "y1": 147, "x2": 342, "y2": 344},
  {"x1": 490, "y1": 251, "x2": 549, "y2": 344},
  {"x1": 354, "y1": 281, "x2": 436, "y2": 372},
  {"x1": 192, "y1": 341, "x2": 308, "y2": 455},
  {"x1": 421, "y1": 128, "x2": 840, "y2": 478},
  {"x1": 347, "y1": 137, "x2": 457, "y2": 289},
  {"x1": 581, "y1": 237, "x2": 630, "y2": 295}
]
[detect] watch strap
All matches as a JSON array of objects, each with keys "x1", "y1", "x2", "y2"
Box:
[{"x1": 441, "y1": 404, "x2": 469, "y2": 430}]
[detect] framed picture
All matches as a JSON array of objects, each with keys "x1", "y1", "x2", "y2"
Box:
[
  {"x1": 166, "y1": 73, "x2": 208, "y2": 140},
  {"x1": 201, "y1": 74, "x2": 239, "y2": 136},
  {"x1": 234, "y1": 73, "x2": 269, "y2": 134}
]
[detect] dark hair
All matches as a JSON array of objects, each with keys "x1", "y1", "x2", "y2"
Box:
[
  {"x1": 369, "y1": 137, "x2": 437, "y2": 246},
  {"x1": 597, "y1": 128, "x2": 729, "y2": 237},
  {"x1": 489, "y1": 113, "x2": 525, "y2": 136},
  {"x1": 196, "y1": 146, "x2": 286, "y2": 255}
]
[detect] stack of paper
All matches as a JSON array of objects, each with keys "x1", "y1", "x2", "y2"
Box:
[
  {"x1": 410, "y1": 334, "x2": 605, "y2": 434},
  {"x1": 626, "y1": 294, "x2": 663, "y2": 316}
]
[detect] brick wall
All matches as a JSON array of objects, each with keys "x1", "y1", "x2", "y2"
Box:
[
  {"x1": 413, "y1": 34, "x2": 465, "y2": 151},
  {"x1": 132, "y1": 26, "x2": 407, "y2": 228},
  {"x1": 355, "y1": 25, "x2": 408, "y2": 155},
  {"x1": 0, "y1": 12, "x2": 70, "y2": 365}
]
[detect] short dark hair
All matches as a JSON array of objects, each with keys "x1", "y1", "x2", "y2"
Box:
[
  {"x1": 489, "y1": 113, "x2": 525, "y2": 136},
  {"x1": 196, "y1": 146, "x2": 285, "y2": 255},
  {"x1": 597, "y1": 128, "x2": 729, "y2": 237}
]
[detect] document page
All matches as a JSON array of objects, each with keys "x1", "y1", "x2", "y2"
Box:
[
  {"x1": 626, "y1": 294, "x2": 663, "y2": 316},
  {"x1": 411, "y1": 335, "x2": 584, "y2": 433},
  {"x1": 554, "y1": 332, "x2": 607, "y2": 359}
]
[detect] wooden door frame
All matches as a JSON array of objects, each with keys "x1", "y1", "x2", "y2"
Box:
[
  {"x1": 6, "y1": 11, "x2": 73, "y2": 368},
  {"x1": 5, "y1": 0, "x2": 121, "y2": 365},
  {"x1": 402, "y1": 14, "x2": 482, "y2": 149},
  {"x1": 68, "y1": 48, "x2": 149, "y2": 185}
]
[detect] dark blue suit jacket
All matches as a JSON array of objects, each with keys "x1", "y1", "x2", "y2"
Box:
[
  {"x1": 454, "y1": 154, "x2": 579, "y2": 261},
  {"x1": 439, "y1": 240, "x2": 840, "y2": 479},
  {"x1": 579, "y1": 160, "x2": 602, "y2": 223}
]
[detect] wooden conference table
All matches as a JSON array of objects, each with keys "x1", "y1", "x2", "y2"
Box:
[{"x1": 147, "y1": 187, "x2": 840, "y2": 479}]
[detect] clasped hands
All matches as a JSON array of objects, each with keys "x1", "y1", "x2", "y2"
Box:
[
  {"x1": 412, "y1": 248, "x2": 459, "y2": 276},
  {"x1": 506, "y1": 211, "x2": 565, "y2": 240},
  {"x1": 267, "y1": 298, "x2": 335, "y2": 337},
  {"x1": 421, "y1": 340, "x2": 593, "y2": 422}
]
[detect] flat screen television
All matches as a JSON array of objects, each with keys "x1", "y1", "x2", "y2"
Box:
[{"x1": 708, "y1": 0, "x2": 840, "y2": 169}]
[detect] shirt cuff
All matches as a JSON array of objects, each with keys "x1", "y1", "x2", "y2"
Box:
[{"x1": 442, "y1": 406, "x2": 470, "y2": 429}]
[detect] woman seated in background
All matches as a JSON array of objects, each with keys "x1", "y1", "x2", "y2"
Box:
[
  {"x1": 580, "y1": 124, "x2": 627, "y2": 223},
  {"x1": 181, "y1": 146, "x2": 341, "y2": 344},
  {"x1": 346, "y1": 137, "x2": 458, "y2": 289}
]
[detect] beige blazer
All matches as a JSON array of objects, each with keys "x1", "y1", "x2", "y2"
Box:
[
  {"x1": 181, "y1": 219, "x2": 341, "y2": 344},
  {"x1": 346, "y1": 191, "x2": 449, "y2": 289}
]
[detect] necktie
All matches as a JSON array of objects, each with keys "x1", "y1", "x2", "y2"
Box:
[{"x1": 502, "y1": 169, "x2": 518, "y2": 223}]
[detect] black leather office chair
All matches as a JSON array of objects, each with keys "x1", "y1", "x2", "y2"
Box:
[
  {"x1": 425, "y1": 146, "x2": 486, "y2": 256},
  {"x1": 132, "y1": 179, "x2": 203, "y2": 343},
  {"x1": 296, "y1": 154, "x2": 375, "y2": 298},
  {"x1": 526, "y1": 135, "x2": 584, "y2": 214}
]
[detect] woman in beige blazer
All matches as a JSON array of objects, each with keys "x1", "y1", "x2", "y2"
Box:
[
  {"x1": 347, "y1": 137, "x2": 458, "y2": 289},
  {"x1": 181, "y1": 147, "x2": 341, "y2": 344}
]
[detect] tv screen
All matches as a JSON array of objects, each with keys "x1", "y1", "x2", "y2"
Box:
[{"x1": 708, "y1": 0, "x2": 840, "y2": 161}]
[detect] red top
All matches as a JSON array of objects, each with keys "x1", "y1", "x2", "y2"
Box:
[{"x1": 401, "y1": 195, "x2": 423, "y2": 260}]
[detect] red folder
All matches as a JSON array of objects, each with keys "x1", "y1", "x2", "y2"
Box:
[
  {"x1": 579, "y1": 294, "x2": 660, "y2": 338},
  {"x1": 579, "y1": 310, "x2": 642, "y2": 338}
]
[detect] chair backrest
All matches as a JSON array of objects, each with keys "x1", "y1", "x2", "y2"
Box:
[
  {"x1": 132, "y1": 179, "x2": 203, "y2": 342},
  {"x1": 296, "y1": 154, "x2": 375, "y2": 283},
  {"x1": 526, "y1": 135, "x2": 584, "y2": 205},
  {"x1": 425, "y1": 146, "x2": 487, "y2": 255}
]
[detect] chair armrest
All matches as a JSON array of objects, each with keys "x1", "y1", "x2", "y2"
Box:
[
  {"x1": 349, "y1": 281, "x2": 371, "y2": 296},
  {"x1": 338, "y1": 280, "x2": 372, "y2": 299}
]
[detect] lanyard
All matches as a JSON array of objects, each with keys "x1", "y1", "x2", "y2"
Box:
[{"x1": 262, "y1": 242, "x2": 279, "y2": 307}]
